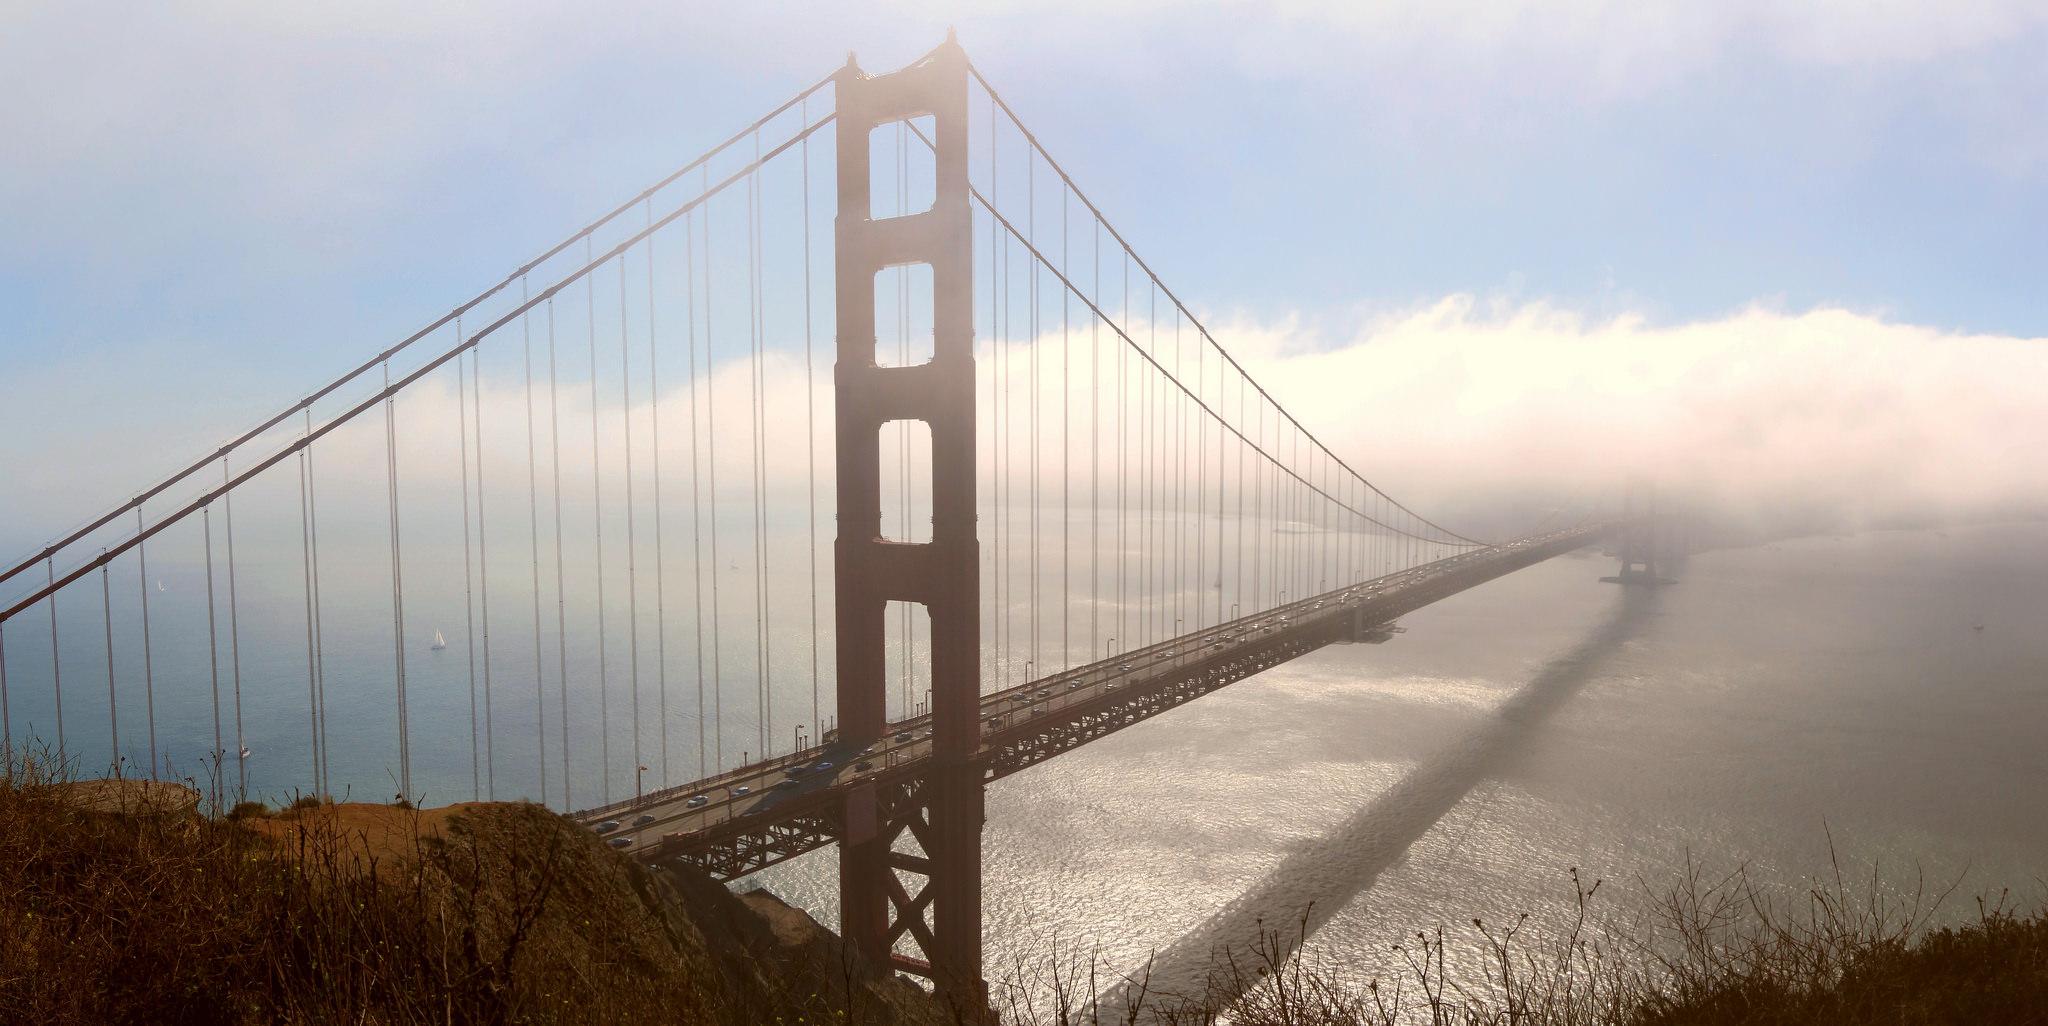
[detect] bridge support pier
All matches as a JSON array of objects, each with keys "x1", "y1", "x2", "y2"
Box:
[
  {"x1": 833, "y1": 34, "x2": 988, "y2": 1016},
  {"x1": 1602, "y1": 480, "x2": 1672, "y2": 585}
]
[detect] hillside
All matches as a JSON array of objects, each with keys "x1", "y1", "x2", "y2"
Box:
[{"x1": 0, "y1": 772, "x2": 952, "y2": 1025}]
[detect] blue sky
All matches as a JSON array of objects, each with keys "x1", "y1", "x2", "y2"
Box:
[{"x1": 4, "y1": 0, "x2": 2047, "y2": 549}]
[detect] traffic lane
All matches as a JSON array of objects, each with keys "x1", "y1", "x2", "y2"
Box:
[
  {"x1": 608, "y1": 595, "x2": 1383, "y2": 851},
  {"x1": 613, "y1": 732, "x2": 937, "y2": 852}
]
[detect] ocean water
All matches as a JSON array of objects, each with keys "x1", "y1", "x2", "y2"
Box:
[
  {"x1": 11, "y1": 517, "x2": 2046, "y2": 1011},
  {"x1": 748, "y1": 521, "x2": 2048, "y2": 1006}
]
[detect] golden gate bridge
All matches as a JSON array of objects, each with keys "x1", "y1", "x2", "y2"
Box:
[{"x1": 0, "y1": 32, "x2": 1637, "y2": 1012}]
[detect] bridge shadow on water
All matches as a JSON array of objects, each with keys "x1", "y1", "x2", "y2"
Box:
[{"x1": 1098, "y1": 583, "x2": 1661, "y2": 1019}]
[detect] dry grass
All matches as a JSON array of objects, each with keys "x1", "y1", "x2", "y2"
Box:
[{"x1": 0, "y1": 746, "x2": 950, "y2": 1025}]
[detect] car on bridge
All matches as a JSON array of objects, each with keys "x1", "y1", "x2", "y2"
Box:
[
  {"x1": 685, "y1": 795, "x2": 708, "y2": 809},
  {"x1": 633, "y1": 813, "x2": 656, "y2": 826},
  {"x1": 730, "y1": 786, "x2": 750, "y2": 797},
  {"x1": 595, "y1": 820, "x2": 621, "y2": 834}
]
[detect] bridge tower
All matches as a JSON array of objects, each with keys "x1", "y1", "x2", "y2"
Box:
[
  {"x1": 1602, "y1": 479, "x2": 1667, "y2": 585},
  {"x1": 833, "y1": 34, "x2": 987, "y2": 1012}
]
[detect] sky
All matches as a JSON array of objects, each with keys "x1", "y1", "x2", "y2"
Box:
[{"x1": 4, "y1": 0, "x2": 2047, "y2": 554}]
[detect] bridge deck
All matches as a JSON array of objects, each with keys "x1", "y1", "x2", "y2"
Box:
[{"x1": 571, "y1": 523, "x2": 1612, "y2": 879}]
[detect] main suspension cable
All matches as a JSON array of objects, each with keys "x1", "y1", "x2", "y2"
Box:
[
  {"x1": 0, "y1": 70, "x2": 842, "y2": 600},
  {"x1": 964, "y1": 68, "x2": 1484, "y2": 547}
]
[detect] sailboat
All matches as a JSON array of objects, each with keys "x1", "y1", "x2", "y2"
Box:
[
  {"x1": 430, "y1": 629, "x2": 447, "y2": 651},
  {"x1": 239, "y1": 746, "x2": 251, "y2": 759}
]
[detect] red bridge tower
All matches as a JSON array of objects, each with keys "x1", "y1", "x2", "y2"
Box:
[{"x1": 833, "y1": 34, "x2": 987, "y2": 1014}]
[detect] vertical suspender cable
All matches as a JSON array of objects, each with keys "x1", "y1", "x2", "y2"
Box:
[
  {"x1": 1174, "y1": 311, "x2": 1183, "y2": 637},
  {"x1": 383, "y1": 362, "x2": 411, "y2": 800},
  {"x1": 100, "y1": 560, "x2": 117, "y2": 771},
  {"x1": 705, "y1": 169, "x2": 725, "y2": 773},
  {"x1": 459, "y1": 330, "x2": 481, "y2": 800},
  {"x1": 648, "y1": 205, "x2": 670, "y2": 787},
  {"x1": 223, "y1": 462, "x2": 246, "y2": 801},
  {"x1": 0, "y1": 625, "x2": 8, "y2": 757},
  {"x1": 523, "y1": 279, "x2": 549, "y2": 805},
  {"x1": 1028, "y1": 146, "x2": 1038, "y2": 677},
  {"x1": 995, "y1": 132, "x2": 1007, "y2": 685},
  {"x1": 1090, "y1": 218, "x2": 1099, "y2": 661},
  {"x1": 981, "y1": 201, "x2": 995, "y2": 684},
  {"x1": 1253, "y1": 399, "x2": 1263, "y2": 610},
  {"x1": 1212, "y1": 322, "x2": 1222, "y2": 624},
  {"x1": 474, "y1": 346, "x2": 496, "y2": 800},
  {"x1": 548, "y1": 301, "x2": 572, "y2": 805},
  {"x1": 203, "y1": 508, "x2": 222, "y2": 807},
  {"x1": 748, "y1": 132, "x2": 768, "y2": 756},
  {"x1": 298, "y1": 444, "x2": 321, "y2": 796},
  {"x1": 306, "y1": 413, "x2": 330, "y2": 792},
  {"x1": 687, "y1": 208, "x2": 708, "y2": 778},
  {"x1": 989, "y1": 114, "x2": 1000, "y2": 683},
  {"x1": 1196, "y1": 313, "x2": 1206, "y2": 628},
  {"x1": 589, "y1": 238, "x2": 612, "y2": 805},
  {"x1": 802, "y1": 98, "x2": 821, "y2": 741},
  {"x1": 1146, "y1": 289, "x2": 1157, "y2": 644},
  {"x1": 994, "y1": 112, "x2": 1007, "y2": 686},
  {"x1": 619, "y1": 252, "x2": 643, "y2": 797},
  {"x1": 46, "y1": 558, "x2": 63, "y2": 760},
  {"x1": 1234, "y1": 373, "x2": 1242, "y2": 612},
  {"x1": 1061, "y1": 185, "x2": 1069, "y2": 669},
  {"x1": 137, "y1": 508, "x2": 158, "y2": 778},
  {"x1": 1139, "y1": 312, "x2": 1150, "y2": 646}
]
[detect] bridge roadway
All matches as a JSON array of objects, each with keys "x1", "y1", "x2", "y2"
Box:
[{"x1": 570, "y1": 521, "x2": 1619, "y2": 879}]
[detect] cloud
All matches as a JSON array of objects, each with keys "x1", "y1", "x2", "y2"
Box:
[
  {"x1": 11, "y1": 291, "x2": 2042, "y2": 573},
  {"x1": 1213, "y1": 297, "x2": 2048, "y2": 535}
]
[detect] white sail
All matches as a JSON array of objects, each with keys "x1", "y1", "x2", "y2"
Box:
[{"x1": 431, "y1": 629, "x2": 447, "y2": 650}]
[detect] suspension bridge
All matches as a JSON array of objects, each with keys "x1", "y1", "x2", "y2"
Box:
[{"x1": 0, "y1": 34, "x2": 1636, "y2": 1012}]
